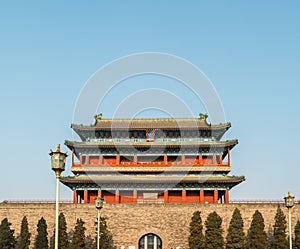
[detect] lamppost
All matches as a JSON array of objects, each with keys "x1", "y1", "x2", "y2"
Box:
[
  {"x1": 49, "y1": 144, "x2": 68, "y2": 249},
  {"x1": 284, "y1": 192, "x2": 295, "y2": 249},
  {"x1": 95, "y1": 196, "x2": 104, "y2": 249}
]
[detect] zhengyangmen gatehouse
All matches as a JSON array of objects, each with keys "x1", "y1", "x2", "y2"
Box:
[{"x1": 61, "y1": 114, "x2": 244, "y2": 207}]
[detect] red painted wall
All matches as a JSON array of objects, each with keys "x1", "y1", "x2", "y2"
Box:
[{"x1": 186, "y1": 191, "x2": 200, "y2": 204}]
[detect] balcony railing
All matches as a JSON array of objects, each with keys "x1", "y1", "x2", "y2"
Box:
[
  {"x1": 72, "y1": 161, "x2": 230, "y2": 168},
  {"x1": 86, "y1": 137, "x2": 215, "y2": 142}
]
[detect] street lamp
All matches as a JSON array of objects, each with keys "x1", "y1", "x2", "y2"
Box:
[
  {"x1": 49, "y1": 144, "x2": 68, "y2": 249},
  {"x1": 95, "y1": 196, "x2": 104, "y2": 249},
  {"x1": 284, "y1": 192, "x2": 295, "y2": 249}
]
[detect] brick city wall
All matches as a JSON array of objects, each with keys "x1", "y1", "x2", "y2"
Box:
[{"x1": 0, "y1": 203, "x2": 299, "y2": 249}]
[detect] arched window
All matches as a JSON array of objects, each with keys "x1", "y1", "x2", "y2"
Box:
[{"x1": 139, "y1": 233, "x2": 162, "y2": 249}]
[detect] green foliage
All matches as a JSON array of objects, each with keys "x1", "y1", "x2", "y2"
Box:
[
  {"x1": 85, "y1": 235, "x2": 94, "y2": 249},
  {"x1": 58, "y1": 213, "x2": 69, "y2": 249},
  {"x1": 49, "y1": 213, "x2": 69, "y2": 249},
  {"x1": 0, "y1": 217, "x2": 16, "y2": 249},
  {"x1": 17, "y1": 216, "x2": 31, "y2": 249},
  {"x1": 246, "y1": 210, "x2": 267, "y2": 249},
  {"x1": 34, "y1": 217, "x2": 48, "y2": 249},
  {"x1": 188, "y1": 210, "x2": 205, "y2": 249},
  {"x1": 294, "y1": 220, "x2": 300, "y2": 249},
  {"x1": 205, "y1": 211, "x2": 224, "y2": 249},
  {"x1": 270, "y1": 206, "x2": 288, "y2": 249},
  {"x1": 267, "y1": 225, "x2": 273, "y2": 249},
  {"x1": 226, "y1": 208, "x2": 245, "y2": 249},
  {"x1": 93, "y1": 217, "x2": 115, "y2": 249},
  {"x1": 71, "y1": 218, "x2": 86, "y2": 249}
]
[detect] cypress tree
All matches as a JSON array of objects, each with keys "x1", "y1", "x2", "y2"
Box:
[
  {"x1": 247, "y1": 210, "x2": 267, "y2": 249},
  {"x1": 267, "y1": 224, "x2": 273, "y2": 249},
  {"x1": 85, "y1": 235, "x2": 94, "y2": 249},
  {"x1": 71, "y1": 218, "x2": 86, "y2": 249},
  {"x1": 226, "y1": 208, "x2": 245, "y2": 249},
  {"x1": 294, "y1": 220, "x2": 300, "y2": 249},
  {"x1": 49, "y1": 213, "x2": 68, "y2": 249},
  {"x1": 205, "y1": 211, "x2": 224, "y2": 249},
  {"x1": 271, "y1": 206, "x2": 288, "y2": 249},
  {"x1": 34, "y1": 217, "x2": 49, "y2": 249},
  {"x1": 92, "y1": 217, "x2": 115, "y2": 249},
  {"x1": 0, "y1": 217, "x2": 16, "y2": 249},
  {"x1": 58, "y1": 213, "x2": 69, "y2": 249},
  {"x1": 17, "y1": 216, "x2": 31, "y2": 249},
  {"x1": 188, "y1": 210, "x2": 205, "y2": 249}
]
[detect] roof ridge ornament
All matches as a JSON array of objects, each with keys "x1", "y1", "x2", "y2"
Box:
[
  {"x1": 199, "y1": 113, "x2": 209, "y2": 125},
  {"x1": 94, "y1": 113, "x2": 103, "y2": 125}
]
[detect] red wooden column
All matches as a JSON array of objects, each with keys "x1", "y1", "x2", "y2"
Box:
[
  {"x1": 200, "y1": 190, "x2": 204, "y2": 204},
  {"x1": 98, "y1": 190, "x2": 102, "y2": 198},
  {"x1": 225, "y1": 190, "x2": 229, "y2": 204},
  {"x1": 79, "y1": 155, "x2": 83, "y2": 165},
  {"x1": 212, "y1": 155, "x2": 217, "y2": 165},
  {"x1": 133, "y1": 190, "x2": 137, "y2": 203},
  {"x1": 116, "y1": 155, "x2": 120, "y2": 165},
  {"x1": 164, "y1": 155, "x2": 168, "y2": 165},
  {"x1": 72, "y1": 149, "x2": 75, "y2": 166},
  {"x1": 99, "y1": 155, "x2": 103, "y2": 164},
  {"x1": 213, "y1": 190, "x2": 218, "y2": 204},
  {"x1": 73, "y1": 190, "x2": 77, "y2": 203},
  {"x1": 85, "y1": 156, "x2": 89, "y2": 165},
  {"x1": 219, "y1": 154, "x2": 223, "y2": 165},
  {"x1": 84, "y1": 190, "x2": 88, "y2": 203},
  {"x1": 198, "y1": 155, "x2": 203, "y2": 165},
  {"x1": 181, "y1": 155, "x2": 186, "y2": 164},
  {"x1": 228, "y1": 148, "x2": 231, "y2": 166},
  {"x1": 115, "y1": 190, "x2": 120, "y2": 203},
  {"x1": 164, "y1": 190, "x2": 169, "y2": 203},
  {"x1": 182, "y1": 190, "x2": 186, "y2": 204}
]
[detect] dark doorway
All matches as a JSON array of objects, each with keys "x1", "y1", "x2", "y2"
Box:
[{"x1": 139, "y1": 233, "x2": 162, "y2": 249}]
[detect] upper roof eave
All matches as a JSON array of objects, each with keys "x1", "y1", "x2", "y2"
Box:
[
  {"x1": 64, "y1": 139, "x2": 238, "y2": 148},
  {"x1": 71, "y1": 119, "x2": 231, "y2": 131},
  {"x1": 60, "y1": 174, "x2": 245, "y2": 184}
]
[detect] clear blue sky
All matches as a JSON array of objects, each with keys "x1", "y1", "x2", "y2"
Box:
[{"x1": 1, "y1": 1, "x2": 300, "y2": 201}]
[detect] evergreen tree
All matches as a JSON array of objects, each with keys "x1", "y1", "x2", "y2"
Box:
[
  {"x1": 85, "y1": 235, "x2": 94, "y2": 249},
  {"x1": 71, "y1": 218, "x2": 86, "y2": 249},
  {"x1": 267, "y1": 225, "x2": 273, "y2": 249},
  {"x1": 271, "y1": 206, "x2": 288, "y2": 249},
  {"x1": 226, "y1": 208, "x2": 245, "y2": 249},
  {"x1": 0, "y1": 217, "x2": 16, "y2": 249},
  {"x1": 34, "y1": 217, "x2": 49, "y2": 249},
  {"x1": 92, "y1": 217, "x2": 115, "y2": 249},
  {"x1": 58, "y1": 213, "x2": 69, "y2": 249},
  {"x1": 49, "y1": 233, "x2": 54, "y2": 249},
  {"x1": 294, "y1": 220, "x2": 300, "y2": 249},
  {"x1": 49, "y1": 213, "x2": 69, "y2": 249},
  {"x1": 17, "y1": 216, "x2": 31, "y2": 249},
  {"x1": 246, "y1": 210, "x2": 267, "y2": 249},
  {"x1": 205, "y1": 211, "x2": 224, "y2": 249},
  {"x1": 188, "y1": 210, "x2": 205, "y2": 249}
]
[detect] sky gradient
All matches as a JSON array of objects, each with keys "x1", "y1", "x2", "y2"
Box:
[{"x1": 0, "y1": 1, "x2": 300, "y2": 201}]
